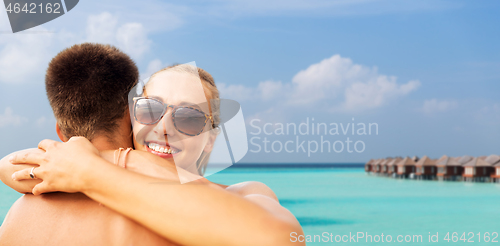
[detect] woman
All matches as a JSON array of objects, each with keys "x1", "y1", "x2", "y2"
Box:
[
  {"x1": 8, "y1": 64, "x2": 304, "y2": 246},
  {"x1": 131, "y1": 64, "x2": 220, "y2": 181}
]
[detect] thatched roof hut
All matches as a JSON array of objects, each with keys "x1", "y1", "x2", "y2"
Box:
[
  {"x1": 387, "y1": 157, "x2": 402, "y2": 174},
  {"x1": 488, "y1": 155, "x2": 500, "y2": 180},
  {"x1": 365, "y1": 159, "x2": 374, "y2": 172},
  {"x1": 380, "y1": 158, "x2": 393, "y2": 173},
  {"x1": 372, "y1": 159, "x2": 384, "y2": 172},
  {"x1": 463, "y1": 156, "x2": 494, "y2": 180},
  {"x1": 396, "y1": 157, "x2": 416, "y2": 176},
  {"x1": 415, "y1": 156, "x2": 437, "y2": 176}
]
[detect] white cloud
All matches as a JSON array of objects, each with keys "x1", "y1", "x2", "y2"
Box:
[
  {"x1": 86, "y1": 12, "x2": 118, "y2": 44},
  {"x1": 86, "y1": 12, "x2": 151, "y2": 59},
  {"x1": 290, "y1": 54, "x2": 420, "y2": 111},
  {"x1": 219, "y1": 54, "x2": 420, "y2": 113},
  {"x1": 0, "y1": 9, "x2": 166, "y2": 85},
  {"x1": 291, "y1": 54, "x2": 371, "y2": 105},
  {"x1": 0, "y1": 9, "x2": 54, "y2": 84},
  {"x1": 343, "y1": 78, "x2": 420, "y2": 111},
  {"x1": 421, "y1": 99, "x2": 458, "y2": 114},
  {"x1": 258, "y1": 80, "x2": 285, "y2": 101},
  {"x1": 116, "y1": 23, "x2": 151, "y2": 59},
  {"x1": 75, "y1": 0, "x2": 184, "y2": 32},
  {"x1": 0, "y1": 107, "x2": 28, "y2": 128},
  {"x1": 0, "y1": 0, "x2": 454, "y2": 86},
  {"x1": 0, "y1": 32, "x2": 53, "y2": 84}
]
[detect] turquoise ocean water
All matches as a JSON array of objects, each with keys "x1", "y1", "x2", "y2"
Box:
[{"x1": 2, "y1": 166, "x2": 500, "y2": 245}]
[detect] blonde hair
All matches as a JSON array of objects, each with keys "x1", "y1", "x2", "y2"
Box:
[{"x1": 149, "y1": 64, "x2": 220, "y2": 176}]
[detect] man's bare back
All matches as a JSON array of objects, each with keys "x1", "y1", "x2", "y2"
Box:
[{"x1": 0, "y1": 192, "x2": 175, "y2": 245}]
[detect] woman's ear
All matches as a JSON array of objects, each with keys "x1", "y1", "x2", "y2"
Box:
[{"x1": 55, "y1": 123, "x2": 69, "y2": 142}]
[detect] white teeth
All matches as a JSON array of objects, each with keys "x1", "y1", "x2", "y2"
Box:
[{"x1": 147, "y1": 142, "x2": 179, "y2": 154}]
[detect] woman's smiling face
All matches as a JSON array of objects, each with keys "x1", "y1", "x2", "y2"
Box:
[{"x1": 132, "y1": 70, "x2": 216, "y2": 174}]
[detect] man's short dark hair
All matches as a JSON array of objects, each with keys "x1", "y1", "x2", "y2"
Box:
[{"x1": 46, "y1": 43, "x2": 138, "y2": 141}]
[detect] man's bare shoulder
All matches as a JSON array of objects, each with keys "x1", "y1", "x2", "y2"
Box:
[
  {"x1": 225, "y1": 181, "x2": 279, "y2": 202},
  {"x1": 0, "y1": 193, "x2": 176, "y2": 246},
  {"x1": 17, "y1": 192, "x2": 103, "y2": 211}
]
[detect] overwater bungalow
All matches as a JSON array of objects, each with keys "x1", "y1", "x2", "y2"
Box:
[
  {"x1": 487, "y1": 155, "x2": 500, "y2": 182},
  {"x1": 368, "y1": 154, "x2": 500, "y2": 184},
  {"x1": 436, "y1": 155, "x2": 463, "y2": 181},
  {"x1": 414, "y1": 156, "x2": 437, "y2": 180},
  {"x1": 380, "y1": 158, "x2": 393, "y2": 175},
  {"x1": 463, "y1": 156, "x2": 494, "y2": 182},
  {"x1": 373, "y1": 159, "x2": 384, "y2": 173},
  {"x1": 387, "y1": 157, "x2": 402, "y2": 178},
  {"x1": 371, "y1": 159, "x2": 379, "y2": 173},
  {"x1": 365, "y1": 159, "x2": 374, "y2": 173},
  {"x1": 396, "y1": 157, "x2": 416, "y2": 179}
]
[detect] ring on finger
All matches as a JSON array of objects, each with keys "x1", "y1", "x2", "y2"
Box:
[{"x1": 30, "y1": 167, "x2": 36, "y2": 179}]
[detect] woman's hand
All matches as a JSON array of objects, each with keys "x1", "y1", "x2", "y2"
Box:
[{"x1": 10, "y1": 137, "x2": 102, "y2": 195}]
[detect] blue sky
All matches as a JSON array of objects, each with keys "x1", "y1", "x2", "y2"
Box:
[{"x1": 0, "y1": 0, "x2": 499, "y2": 163}]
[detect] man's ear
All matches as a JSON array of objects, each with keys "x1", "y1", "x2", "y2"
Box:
[{"x1": 56, "y1": 123, "x2": 69, "y2": 142}]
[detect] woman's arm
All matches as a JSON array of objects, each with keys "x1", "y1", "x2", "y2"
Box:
[
  {"x1": 10, "y1": 137, "x2": 304, "y2": 246},
  {"x1": 83, "y1": 163, "x2": 301, "y2": 246},
  {"x1": 0, "y1": 149, "x2": 41, "y2": 193},
  {"x1": 0, "y1": 147, "x2": 175, "y2": 194}
]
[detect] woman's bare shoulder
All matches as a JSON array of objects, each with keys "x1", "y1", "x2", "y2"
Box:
[{"x1": 225, "y1": 181, "x2": 279, "y2": 202}]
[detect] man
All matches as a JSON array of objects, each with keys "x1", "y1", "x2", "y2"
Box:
[{"x1": 0, "y1": 43, "x2": 175, "y2": 245}]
